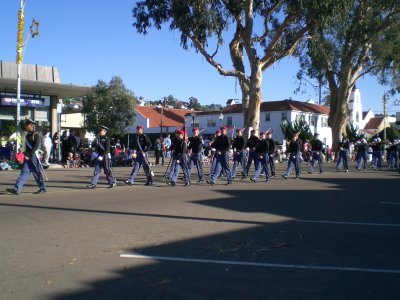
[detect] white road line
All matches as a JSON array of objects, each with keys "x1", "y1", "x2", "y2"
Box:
[
  {"x1": 380, "y1": 202, "x2": 400, "y2": 205},
  {"x1": 120, "y1": 252, "x2": 400, "y2": 274},
  {"x1": 296, "y1": 219, "x2": 400, "y2": 228}
]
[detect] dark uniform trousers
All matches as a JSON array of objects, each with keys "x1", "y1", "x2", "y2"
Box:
[
  {"x1": 91, "y1": 155, "x2": 116, "y2": 185},
  {"x1": 170, "y1": 154, "x2": 190, "y2": 183},
  {"x1": 127, "y1": 152, "x2": 152, "y2": 183},
  {"x1": 188, "y1": 152, "x2": 203, "y2": 180},
  {"x1": 231, "y1": 150, "x2": 245, "y2": 178},
  {"x1": 210, "y1": 151, "x2": 232, "y2": 183},
  {"x1": 253, "y1": 154, "x2": 270, "y2": 181},
  {"x1": 309, "y1": 151, "x2": 323, "y2": 173},
  {"x1": 15, "y1": 154, "x2": 46, "y2": 192}
]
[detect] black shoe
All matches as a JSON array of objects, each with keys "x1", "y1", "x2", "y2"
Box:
[
  {"x1": 307, "y1": 170, "x2": 312, "y2": 174},
  {"x1": 250, "y1": 177, "x2": 256, "y2": 183},
  {"x1": 109, "y1": 183, "x2": 117, "y2": 188},
  {"x1": 282, "y1": 175, "x2": 288, "y2": 179},
  {"x1": 6, "y1": 188, "x2": 18, "y2": 195},
  {"x1": 145, "y1": 182, "x2": 153, "y2": 186},
  {"x1": 33, "y1": 189, "x2": 46, "y2": 194},
  {"x1": 184, "y1": 182, "x2": 190, "y2": 187},
  {"x1": 87, "y1": 184, "x2": 96, "y2": 189},
  {"x1": 198, "y1": 179, "x2": 204, "y2": 183},
  {"x1": 123, "y1": 180, "x2": 132, "y2": 186},
  {"x1": 295, "y1": 176, "x2": 300, "y2": 179},
  {"x1": 170, "y1": 181, "x2": 176, "y2": 186},
  {"x1": 179, "y1": 177, "x2": 185, "y2": 182},
  {"x1": 226, "y1": 181, "x2": 232, "y2": 185},
  {"x1": 241, "y1": 175, "x2": 247, "y2": 180},
  {"x1": 266, "y1": 178, "x2": 271, "y2": 182},
  {"x1": 319, "y1": 171, "x2": 324, "y2": 174},
  {"x1": 206, "y1": 180, "x2": 215, "y2": 185}
]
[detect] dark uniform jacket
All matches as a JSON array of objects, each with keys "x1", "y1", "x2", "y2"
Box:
[
  {"x1": 25, "y1": 131, "x2": 41, "y2": 157},
  {"x1": 311, "y1": 139, "x2": 323, "y2": 152},
  {"x1": 266, "y1": 138, "x2": 275, "y2": 155},
  {"x1": 339, "y1": 138, "x2": 350, "y2": 150},
  {"x1": 135, "y1": 134, "x2": 152, "y2": 152},
  {"x1": 288, "y1": 140, "x2": 301, "y2": 156},
  {"x1": 213, "y1": 135, "x2": 230, "y2": 152},
  {"x1": 356, "y1": 143, "x2": 367, "y2": 153},
  {"x1": 173, "y1": 138, "x2": 188, "y2": 160},
  {"x1": 246, "y1": 135, "x2": 259, "y2": 150},
  {"x1": 232, "y1": 136, "x2": 245, "y2": 151},
  {"x1": 255, "y1": 139, "x2": 269, "y2": 155},
  {"x1": 188, "y1": 136, "x2": 203, "y2": 153},
  {"x1": 94, "y1": 135, "x2": 110, "y2": 156}
]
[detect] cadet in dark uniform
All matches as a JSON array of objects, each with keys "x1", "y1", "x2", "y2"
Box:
[
  {"x1": 266, "y1": 131, "x2": 276, "y2": 177},
  {"x1": 124, "y1": 125, "x2": 153, "y2": 186},
  {"x1": 282, "y1": 132, "x2": 301, "y2": 179},
  {"x1": 336, "y1": 133, "x2": 350, "y2": 172},
  {"x1": 87, "y1": 125, "x2": 117, "y2": 189},
  {"x1": 7, "y1": 118, "x2": 47, "y2": 195},
  {"x1": 231, "y1": 128, "x2": 245, "y2": 179},
  {"x1": 168, "y1": 130, "x2": 190, "y2": 186},
  {"x1": 250, "y1": 131, "x2": 271, "y2": 182},
  {"x1": 207, "y1": 127, "x2": 233, "y2": 185},
  {"x1": 355, "y1": 138, "x2": 368, "y2": 171},
  {"x1": 371, "y1": 137, "x2": 383, "y2": 171},
  {"x1": 242, "y1": 129, "x2": 259, "y2": 179},
  {"x1": 308, "y1": 133, "x2": 324, "y2": 174},
  {"x1": 187, "y1": 127, "x2": 204, "y2": 182}
]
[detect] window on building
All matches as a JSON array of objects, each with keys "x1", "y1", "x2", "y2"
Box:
[
  {"x1": 227, "y1": 116, "x2": 233, "y2": 126},
  {"x1": 265, "y1": 113, "x2": 271, "y2": 122},
  {"x1": 281, "y1": 112, "x2": 287, "y2": 122},
  {"x1": 356, "y1": 113, "x2": 359, "y2": 122},
  {"x1": 207, "y1": 119, "x2": 216, "y2": 127},
  {"x1": 321, "y1": 117, "x2": 328, "y2": 128},
  {"x1": 296, "y1": 114, "x2": 305, "y2": 122},
  {"x1": 310, "y1": 115, "x2": 315, "y2": 126}
]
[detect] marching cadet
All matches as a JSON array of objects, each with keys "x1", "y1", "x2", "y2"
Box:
[
  {"x1": 231, "y1": 128, "x2": 245, "y2": 179},
  {"x1": 308, "y1": 133, "x2": 324, "y2": 174},
  {"x1": 124, "y1": 125, "x2": 153, "y2": 186},
  {"x1": 242, "y1": 129, "x2": 259, "y2": 179},
  {"x1": 282, "y1": 131, "x2": 301, "y2": 179},
  {"x1": 209, "y1": 130, "x2": 221, "y2": 176},
  {"x1": 207, "y1": 127, "x2": 233, "y2": 185},
  {"x1": 371, "y1": 137, "x2": 383, "y2": 171},
  {"x1": 168, "y1": 130, "x2": 190, "y2": 186},
  {"x1": 336, "y1": 133, "x2": 350, "y2": 172},
  {"x1": 355, "y1": 138, "x2": 368, "y2": 171},
  {"x1": 164, "y1": 129, "x2": 179, "y2": 181},
  {"x1": 266, "y1": 130, "x2": 276, "y2": 177},
  {"x1": 250, "y1": 131, "x2": 271, "y2": 182},
  {"x1": 187, "y1": 127, "x2": 204, "y2": 182},
  {"x1": 7, "y1": 118, "x2": 47, "y2": 195},
  {"x1": 87, "y1": 125, "x2": 117, "y2": 189}
]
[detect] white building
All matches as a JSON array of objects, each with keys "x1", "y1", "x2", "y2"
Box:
[{"x1": 185, "y1": 99, "x2": 332, "y2": 146}]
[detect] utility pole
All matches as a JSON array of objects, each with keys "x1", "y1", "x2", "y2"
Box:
[
  {"x1": 383, "y1": 93, "x2": 387, "y2": 142},
  {"x1": 15, "y1": 0, "x2": 39, "y2": 149}
]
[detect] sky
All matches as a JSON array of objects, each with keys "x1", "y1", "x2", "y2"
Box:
[{"x1": 1, "y1": 0, "x2": 399, "y2": 116}]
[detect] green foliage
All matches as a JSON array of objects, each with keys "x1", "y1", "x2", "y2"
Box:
[
  {"x1": 82, "y1": 76, "x2": 136, "y2": 136},
  {"x1": 4, "y1": 121, "x2": 17, "y2": 136},
  {"x1": 346, "y1": 123, "x2": 365, "y2": 142},
  {"x1": 280, "y1": 118, "x2": 313, "y2": 142},
  {"x1": 379, "y1": 126, "x2": 400, "y2": 141},
  {"x1": 201, "y1": 104, "x2": 223, "y2": 112}
]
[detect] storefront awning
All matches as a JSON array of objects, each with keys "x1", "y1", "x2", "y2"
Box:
[{"x1": 0, "y1": 78, "x2": 89, "y2": 99}]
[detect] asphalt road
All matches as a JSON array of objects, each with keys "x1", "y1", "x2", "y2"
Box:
[{"x1": 0, "y1": 162, "x2": 399, "y2": 300}]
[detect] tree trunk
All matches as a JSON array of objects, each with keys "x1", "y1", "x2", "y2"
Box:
[
  {"x1": 242, "y1": 65, "x2": 263, "y2": 138},
  {"x1": 329, "y1": 84, "x2": 351, "y2": 151}
]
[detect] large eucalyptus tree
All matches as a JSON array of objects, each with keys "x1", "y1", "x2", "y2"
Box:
[
  {"x1": 132, "y1": 0, "x2": 336, "y2": 134},
  {"x1": 299, "y1": 0, "x2": 400, "y2": 149}
]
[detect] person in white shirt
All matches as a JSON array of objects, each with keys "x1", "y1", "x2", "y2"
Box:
[{"x1": 42, "y1": 131, "x2": 53, "y2": 166}]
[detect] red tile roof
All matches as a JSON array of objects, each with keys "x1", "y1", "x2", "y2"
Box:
[
  {"x1": 364, "y1": 117, "x2": 384, "y2": 130},
  {"x1": 186, "y1": 100, "x2": 330, "y2": 116},
  {"x1": 136, "y1": 106, "x2": 187, "y2": 128}
]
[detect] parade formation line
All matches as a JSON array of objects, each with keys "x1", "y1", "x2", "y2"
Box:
[{"x1": 120, "y1": 252, "x2": 400, "y2": 275}]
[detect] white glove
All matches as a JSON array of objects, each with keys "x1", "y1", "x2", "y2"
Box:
[{"x1": 98, "y1": 156, "x2": 103, "y2": 161}]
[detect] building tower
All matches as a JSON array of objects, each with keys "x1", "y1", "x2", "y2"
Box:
[{"x1": 348, "y1": 85, "x2": 363, "y2": 129}]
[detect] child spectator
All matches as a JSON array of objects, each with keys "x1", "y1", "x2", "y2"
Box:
[{"x1": 65, "y1": 152, "x2": 74, "y2": 168}]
